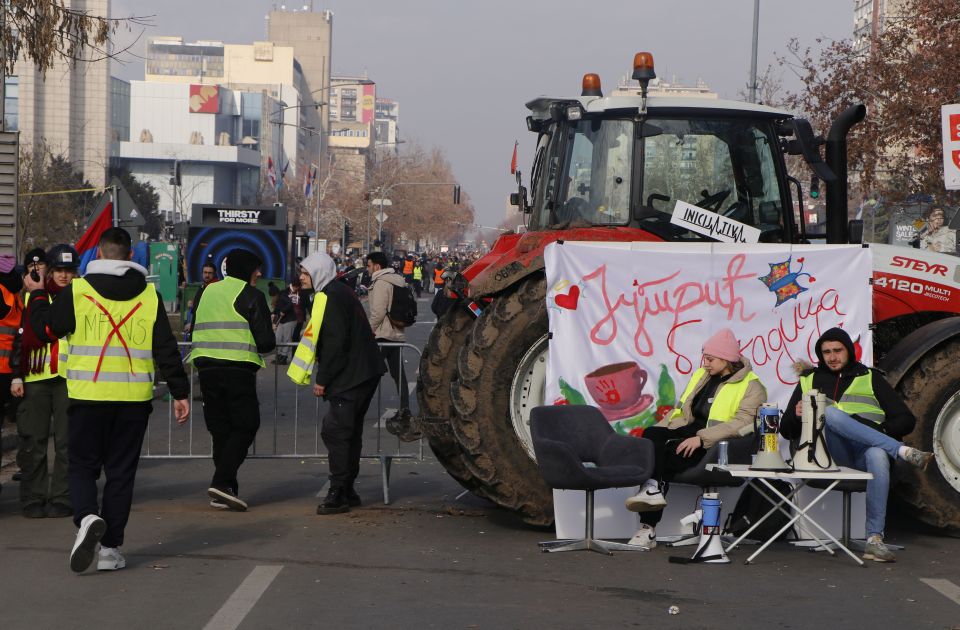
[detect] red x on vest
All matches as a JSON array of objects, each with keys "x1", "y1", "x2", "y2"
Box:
[{"x1": 83, "y1": 295, "x2": 143, "y2": 382}]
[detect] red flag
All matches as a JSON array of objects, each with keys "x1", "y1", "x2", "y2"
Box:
[
  {"x1": 75, "y1": 202, "x2": 113, "y2": 255},
  {"x1": 510, "y1": 141, "x2": 518, "y2": 175}
]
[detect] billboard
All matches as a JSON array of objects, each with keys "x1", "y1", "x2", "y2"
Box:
[
  {"x1": 189, "y1": 84, "x2": 219, "y2": 114},
  {"x1": 187, "y1": 204, "x2": 287, "y2": 281},
  {"x1": 361, "y1": 83, "x2": 376, "y2": 124}
]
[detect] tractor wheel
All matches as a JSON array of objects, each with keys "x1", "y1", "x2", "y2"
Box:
[
  {"x1": 895, "y1": 340, "x2": 960, "y2": 529},
  {"x1": 450, "y1": 275, "x2": 553, "y2": 526},
  {"x1": 417, "y1": 306, "x2": 489, "y2": 498}
]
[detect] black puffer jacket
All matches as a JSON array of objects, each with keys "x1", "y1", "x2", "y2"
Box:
[
  {"x1": 28, "y1": 260, "x2": 190, "y2": 402},
  {"x1": 780, "y1": 327, "x2": 915, "y2": 440}
]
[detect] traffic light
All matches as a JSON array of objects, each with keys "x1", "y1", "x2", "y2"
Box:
[
  {"x1": 343, "y1": 220, "x2": 351, "y2": 247},
  {"x1": 809, "y1": 174, "x2": 820, "y2": 199},
  {"x1": 169, "y1": 160, "x2": 181, "y2": 186},
  {"x1": 453, "y1": 184, "x2": 461, "y2": 204}
]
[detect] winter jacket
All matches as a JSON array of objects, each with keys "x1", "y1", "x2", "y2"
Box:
[
  {"x1": 27, "y1": 259, "x2": 190, "y2": 402},
  {"x1": 300, "y1": 252, "x2": 385, "y2": 395},
  {"x1": 655, "y1": 357, "x2": 766, "y2": 448},
  {"x1": 368, "y1": 267, "x2": 406, "y2": 342},
  {"x1": 780, "y1": 327, "x2": 915, "y2": 441}
]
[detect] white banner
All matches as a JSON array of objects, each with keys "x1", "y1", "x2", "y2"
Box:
[
  {"x1": 544, "y1": 242, "x2": 873, "y2": 435},
  {"x1": 941, "y1": 103, "x2": 960, "y2": 190}
]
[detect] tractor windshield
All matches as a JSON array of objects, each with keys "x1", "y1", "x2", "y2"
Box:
[{"x1": 638, "y1": 117, "x2": 786, "y2": 242}]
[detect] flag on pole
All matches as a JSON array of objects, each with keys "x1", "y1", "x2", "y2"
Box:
[
  {"x1": 510, "y1": 141, "x2": 519, "y2": 175},
  {"x1": 75, "y1": 200, "x2": 114, "y2": 274},
  {"x1": 279, "y1": 161, "x2": 289, "y2": 191},
  {"x1": 267, "y1": 157, "x2": 277, "y2": 190},
  {"x1": 304, "y1": 164, "x2": 318, "y2": 199}
]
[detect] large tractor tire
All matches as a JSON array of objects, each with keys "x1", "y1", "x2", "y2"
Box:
[
  {"x1": 450, "y1": 275, "x2": 553, "y2": 526},
  {"x1": 895, "y1": 340, "x2": 960, "y2": 529},
  {"x1": 417, "y1": 306, "x2": 490, "y2": 498}
]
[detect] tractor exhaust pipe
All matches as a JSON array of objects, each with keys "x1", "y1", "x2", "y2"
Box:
[{"x1": 825, "y1": 104, "x2": 867, "y2": 244}]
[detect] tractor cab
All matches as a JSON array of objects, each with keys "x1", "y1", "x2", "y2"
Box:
[{"x1": 517, "y1": 54, "x2": 816, "y2": 246}]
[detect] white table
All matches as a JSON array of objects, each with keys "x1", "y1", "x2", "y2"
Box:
[{"x1": 706, "y1": 464, "x2": 873, "y2": 566}]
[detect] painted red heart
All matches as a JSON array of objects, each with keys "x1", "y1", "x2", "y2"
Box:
[
  {"x1": 797, "y1": 257, "x2": 805, "y2": 263},
  {"x1": 809, "y1": 276, "x2": 816, "y2": 282},
  {"x1": 555, "y1": 285, "x2": 580, "y2": 310}
]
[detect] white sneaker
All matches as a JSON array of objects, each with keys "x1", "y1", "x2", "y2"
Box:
[
  {"x1": 628, "y1": 524, "x2": 657, "y2": 550},
  {"x1": 625, "y1": 482, "x2": 667, "y2": 512},
  {"x1": 97, "y1": 546, "x2": 126, "y2": 571},
  {"x1": 70, "y1": 514, "x2": 107, "y2": 573}
]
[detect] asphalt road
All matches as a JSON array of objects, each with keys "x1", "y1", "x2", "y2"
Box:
[{"x1": 2, "y1": 294, "x2": 960, "y2": 629}]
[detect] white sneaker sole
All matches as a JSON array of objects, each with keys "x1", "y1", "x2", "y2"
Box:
[
  {"x1": 209, "y1": 500, "x2": 230, "y2": 510},
  {"x1": 627, "y1": 536, "x2": 657, "y2": 550},
  {"x1": 70, "y1": 516, "x2": 107, "y2": 573},
  {"x1": 625, "y1": 495, "x2": 667, "y2": 513},
  {"x1": 97, "y1": 556, "x2": 126, "y2": 571},
  {"x1": 207, "y1": 488, "x2": 247, "y2": 511}
]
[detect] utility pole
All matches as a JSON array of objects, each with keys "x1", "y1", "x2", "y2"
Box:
[{"x1": 748, "y1": 0, "x2": 760, "y2": 103}]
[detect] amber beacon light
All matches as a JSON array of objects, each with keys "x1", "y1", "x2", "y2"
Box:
[{"x1": 581, "y1": 73, "x2": 603, "y2": 97}]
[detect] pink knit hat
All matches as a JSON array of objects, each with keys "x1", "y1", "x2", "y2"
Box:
[
  {"x1": 702, "y1": 328, "x2": 741, "y2": 363},
  {"x1": 0, "y1": 254, "x2": 14, "y2": 274}
]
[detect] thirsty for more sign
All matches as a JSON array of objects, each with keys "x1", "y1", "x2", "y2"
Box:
[
  {"x1": 670, "y1": 200, "x2": 761, "y2": 244},
  {"x1": 941, "y1": 104, "x2": 960, "y2": 190}
]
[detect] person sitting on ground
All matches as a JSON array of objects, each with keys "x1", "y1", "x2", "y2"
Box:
[
  {"x1": 624, "y1": 328, "x2": 766, "y2": 550},
  {"x1": 779, "y1": 327, "x2": 932, "y2": 563}
]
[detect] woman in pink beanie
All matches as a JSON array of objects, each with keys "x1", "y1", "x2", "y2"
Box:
[{"x1": 624, "y1": 328, "x2": 766, "y2": 549}]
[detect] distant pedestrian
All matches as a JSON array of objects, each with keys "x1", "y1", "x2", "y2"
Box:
[
  {"x1": 272, "y1": 281, "x2": 297, "y2": 364},
  {"x1": 10, "y1": 244, "x2": 78, "y2": 519},
  {"x1": 366, "y1": 252, "x2": 409, "y2": 411},
  {"x1": 287, "y1": 252, "x2": 385, "y2": 514},
  {"x1": 0, "y1": 253, "x2": 23, "y2": 428},
  {"x1": 188, "y1": 248, "x2": 275, "y2": 511},
  {"x1": 402, "y1": 254, "x2": 414, "y2": 285},
  {"x1": 24, "y1": 228, "x2": 190, "y2": 573},
  {"x1": 411, "y1": 260, "x2": 423, "y2": 299},
  {"x1": 184, "y1": 259, "x2": 218, "y2": 339},
  {"x1": 422, "y1": 258, "x2": 435, "y2": 294}
]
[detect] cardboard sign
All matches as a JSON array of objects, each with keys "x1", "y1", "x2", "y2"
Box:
[
  {"x1": 670, "y1": 200, "x2": 761, "y2": 244},
  {"x1": 941, "y1": 104, "x2": 960, "y2": 190}
]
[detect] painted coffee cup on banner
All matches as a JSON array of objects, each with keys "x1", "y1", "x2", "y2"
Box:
[{"x1": 584, "y1": 361, "x2": 654, "y2": 421}]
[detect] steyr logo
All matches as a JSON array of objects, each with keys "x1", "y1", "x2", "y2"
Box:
[{"x1": 890, "y1": 256, "x2": 948, "y2": 276}]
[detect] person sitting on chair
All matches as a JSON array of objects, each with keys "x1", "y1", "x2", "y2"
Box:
[
  {"x1": 624, "y1": 328, "x2": 766, "y2": 549},
  {"x1": 779, "y1": 327, "x2": 932, "y2": 563}
]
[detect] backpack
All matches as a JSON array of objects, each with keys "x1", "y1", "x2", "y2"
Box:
[
  {"x1": 384, "y1": 278, "x2": 417, "y2": 328},
  {"x1": 722, "y1": 480, "x2": 796, "y2": 542}
]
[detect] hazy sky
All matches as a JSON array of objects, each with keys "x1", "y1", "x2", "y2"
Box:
[{"x1": 110, "y1": 0, "x2": 853, "y2": 229}]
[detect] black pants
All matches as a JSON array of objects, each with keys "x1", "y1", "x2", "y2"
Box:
[
  {"x1": 638, "y1": 424, "x2": 707, "y2": 527},
  {"x1": 378, "y1": 341, "x2": 409, "y2": 409},
  {"x1": 68, "y1": 402, "x2": 151, "y2": 548},
  {"x1": 198, "y1": 368, "x2": 260, "y2": 494},
  {"x1": 321, "y1": 378, "x2": 379, "y2": 489}
]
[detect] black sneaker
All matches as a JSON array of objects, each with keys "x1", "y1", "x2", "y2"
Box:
[
  {"x1": 22, "y1": 503, "x2": 46, "y2": 519},
  {"x1": 316, "y1": 487, "x2": 350, "y2": 515},
  {"x1": 207, "y1": 487, "x2": 248, "y2": 511}
]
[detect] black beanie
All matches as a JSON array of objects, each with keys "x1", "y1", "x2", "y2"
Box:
[
  {"x1": 23, "y1": 247, "x2": 47, "y2": 268},
  {"x1": 225, "y1": 248, "x2": 262, "y2": 281}
]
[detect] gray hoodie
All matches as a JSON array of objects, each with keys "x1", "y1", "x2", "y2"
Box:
[{"x1": 300, "y1": 252, "x2": 337, "y2": 293}]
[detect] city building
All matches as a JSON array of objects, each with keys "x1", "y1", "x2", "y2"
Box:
[
  {"x1": 327, "y1": 75, "x2": 378, "y2": 187},
  {"x1": 853, "y1": 0, "x2": 906, "y2": 54},
  {"x1": 375, "y1": 98, "x2": 400, "y2": 152},
  {"x1": 112, "y1": 82, "x2": 264, "y2": 224},
  {"x1": 267, "y1": 6, "x2": 333, "y2": 171},
  {"x1": 11, "y1": 0, "x2": 111, "y2": 185},
  {"x1": 144, "y1": 36, "x2": 312, "y2": 183}
]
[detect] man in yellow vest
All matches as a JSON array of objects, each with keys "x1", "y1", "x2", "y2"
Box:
[
  {"x1": 625, "y1": 328, "x2": 766, "y2": 549},
  {"x1": 24, "y1": 228, "x2": 190, "y2": 574},
  {"x1": 10, "y1": 244, "x2": 78, "y2": 518},
  {"x1": 780, "y1": 327, "x2": 931, "y2": 563},
  {"x1": 411, "y1": 259, "x2": 423, "y2": 298},
  {"x1": 187, "y1": 248, "x2": 275, "y2": 511},
  {"x1": 287, "y1": 251, "x2": 385, "y2": 514}
]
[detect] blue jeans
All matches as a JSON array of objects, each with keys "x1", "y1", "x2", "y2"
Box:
[{"x1": 823, "y1": 406, "x2": 901, "y2": 537}]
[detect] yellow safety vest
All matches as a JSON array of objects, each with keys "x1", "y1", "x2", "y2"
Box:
[
  {"x1": 413, "y1": 266, "x2": 423, "y2": 281},
  {"x1": 287, "y1": 292, "x2": 328, "y2": 385},
  {"x1": 23, "y1": 292, "x2": 69, "y2": 383},
  {"x1": 669, "y1": 367, "x2": 758, "y2": 423},
  {"x1": 799, "y1": 373, "x2": 884, "y2": 425},
  {"x1": 67, "y1": 278, "x2": 158, "y2": 402},
  {"x1": 187, "y1": 276, "x2": 264, "y2": 368}
]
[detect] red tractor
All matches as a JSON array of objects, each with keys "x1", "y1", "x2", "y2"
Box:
[{"x1": 417, "y1": 53, "x2": 960, "y2": 529}]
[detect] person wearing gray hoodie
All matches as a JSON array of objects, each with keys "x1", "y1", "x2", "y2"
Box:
[{"x1": 291, "y1": 252, "x2": 386, "y2": 514}]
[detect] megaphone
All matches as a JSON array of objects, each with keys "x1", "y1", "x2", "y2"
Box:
[
  {"x1": 750, "y1": 403, "x2": 791, "y2": 472},
  {"x1": 669, "y1": 492, "x2": 729, "y2": 564},
  {"x1": 792, "y1": 389, "x2": 839, "y2": 472}
]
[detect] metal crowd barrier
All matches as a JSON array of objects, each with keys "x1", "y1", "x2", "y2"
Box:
[{"x1": 143, "y1": 341, "x2": 424, "y2": 504}]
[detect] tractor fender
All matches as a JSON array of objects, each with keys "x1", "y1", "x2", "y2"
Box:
[{"x1": 879, "y1": 316, "x2": 960, "y2": 387}]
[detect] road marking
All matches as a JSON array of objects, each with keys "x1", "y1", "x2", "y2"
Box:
[
  {"x1": 412, "y1": 320, "x2": 437, "y2": 325},
  {"x1": 203, "y1": 565, "x2": 283, "y2": 630},
  {"x1": 920, "y1": 578, "x2": 960, "y2": 606}
]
